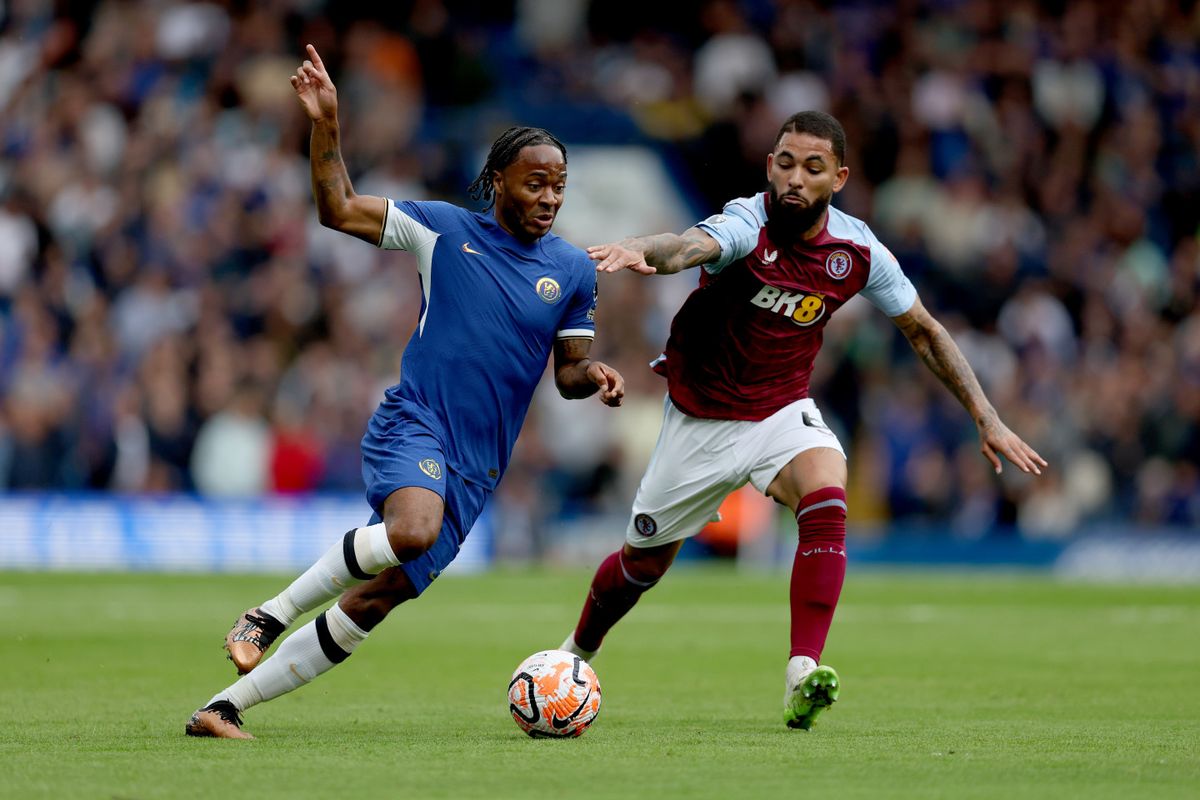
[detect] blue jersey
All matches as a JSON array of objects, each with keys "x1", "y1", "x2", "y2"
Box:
[{"x1": 374, "y1": 200, "x2": 597, "y2": 490}]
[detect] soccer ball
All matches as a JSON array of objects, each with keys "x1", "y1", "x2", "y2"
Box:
[{"x1": 508, "y1": 649, "x2": 602, "y2": 738}]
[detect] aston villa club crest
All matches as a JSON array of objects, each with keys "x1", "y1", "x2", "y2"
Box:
[
  {"x1": 825, "y1": 250, "x2": 852, "y2": 280},
  {"x1": 536, "y1": 277, "x2": 561, "y2": 303}
]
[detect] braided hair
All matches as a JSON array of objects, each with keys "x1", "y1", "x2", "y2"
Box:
[{"x1": 467, "y1": 126, "x2": 567, "y2": 210}]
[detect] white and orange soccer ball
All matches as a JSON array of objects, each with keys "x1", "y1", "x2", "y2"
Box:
[{"x1": 507, "y1": 650, "x2": 602, "y2": 738}]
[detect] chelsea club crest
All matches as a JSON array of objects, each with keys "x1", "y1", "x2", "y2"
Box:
[{"x1": 536, "y1": 277, "x2": 561, "y2": 303}]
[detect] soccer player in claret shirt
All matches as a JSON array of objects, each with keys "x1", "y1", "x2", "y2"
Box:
[
  {"x1": 184, "y1": 45, "x2": 625, "y2": 739},
  {"x1": 559, "y1": 110, "x2": 1047, "y2": 730}
]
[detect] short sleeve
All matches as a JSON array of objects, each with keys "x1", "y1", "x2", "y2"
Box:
[
  {"x1": 378, "y1": 199, "x2": 442, "y2": 251},
  {"x1": 694, "y1": 194, "x2": 766, "y2": 274},
  {"x1": 557, "y1": 260, "x2": 597, "y2": 340},
  {"x1": 860, "y1": 226, "x2": 917, "y2": 317}
]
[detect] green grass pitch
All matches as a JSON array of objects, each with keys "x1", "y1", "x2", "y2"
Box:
[{"x1": 1, "y1": 567, "x2": 1197, "y2": 799}]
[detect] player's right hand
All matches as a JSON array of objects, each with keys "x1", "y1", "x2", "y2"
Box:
[
  {"x1": 291, "y1": 44, "x2": 337, "y2": 122},
  {"x1": 587, "y1": 360, "x2": 625, "y2": 407},
  {"x1": 588, "y1": 242, "x2": 656, "y2": 275}
]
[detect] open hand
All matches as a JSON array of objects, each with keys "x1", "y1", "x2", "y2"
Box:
[
  {"x1": 979, "y1": 418, "x2": 1047, "y2": 476},
  {"x1": 587, "y1": 243, "x2": 656, "y2": 275}
]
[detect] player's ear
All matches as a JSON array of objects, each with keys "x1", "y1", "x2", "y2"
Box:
[
  {"x1": 832, "y1": 165, "x2": 850, "y2": 193},
  {"x1": 491, "y1": 168, "x2": 504, "y2": 199}
]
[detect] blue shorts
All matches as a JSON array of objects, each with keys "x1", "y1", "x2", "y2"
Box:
[{"x1": 361, "y1": 411, "x2": 491, "y2": 597}]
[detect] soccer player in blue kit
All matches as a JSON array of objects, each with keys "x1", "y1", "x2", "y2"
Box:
[{"x1": 185, "y1": 45, "x2": 625, "y2": 738}]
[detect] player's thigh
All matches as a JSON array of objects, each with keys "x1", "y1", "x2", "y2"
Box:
[
  {"x1": 362, "y1": 412, "x2": 450, "y2": 553},
  {"x1": 745, "y1": 399, "x2": 847, "y2": 512},
  {"x1": 396, "y1": 473, "x2": 490, "y2": 599},
  {"x1": 625, "y1": 399, "x2": 748, "y2": 549}
]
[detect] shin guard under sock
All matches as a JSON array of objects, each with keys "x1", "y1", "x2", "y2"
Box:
[{"x1": 789, "y1": 487, "x2": 848, "y2": 661}]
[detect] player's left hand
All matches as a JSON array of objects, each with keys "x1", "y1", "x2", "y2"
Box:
[
  {"x1": 978, "y1": 418, "x2": 1047, "y2": 476},
  {"x1": 587, "y1": 361, "x2": 625, "y2": 407}
]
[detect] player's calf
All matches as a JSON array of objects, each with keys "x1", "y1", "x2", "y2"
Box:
[
  {"x1": 254, "y1": 524, "x2": 404, "y2": 636},
  {"x1": 570, "y1": 549, "x2": 662, "y2": 654}
]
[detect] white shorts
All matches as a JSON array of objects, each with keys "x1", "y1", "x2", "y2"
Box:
[{"x1": 625, "y1": 395, "x2": 846, "y2": 548}]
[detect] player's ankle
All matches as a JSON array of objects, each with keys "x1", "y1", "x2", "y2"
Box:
[
  {"x1": 561, "y1": 633, "x2": 600, "y2": 661},
  {"x1": 786, "y1": 655, "x2": 818, "y2": 685}
]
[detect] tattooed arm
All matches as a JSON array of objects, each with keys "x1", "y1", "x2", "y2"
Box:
[
  {"x1": 892, "y1": 296, "x2": 1047, "y2": 476},
  {"x1": 587, "y1": 228, "x2": 722, "y2": 276},
  {"x1": 290, "y1": 44, "x2": 386, "y2": 244}
]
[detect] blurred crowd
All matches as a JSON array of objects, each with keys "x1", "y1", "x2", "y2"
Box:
[{"x1": 1, "y1": 0, "x2": 1198, "y2": 542}]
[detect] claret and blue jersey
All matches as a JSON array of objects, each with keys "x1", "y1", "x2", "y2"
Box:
[
  {"x1": 656, "y1": 192, "x2": 918, "y2": 421},
  {"x1": 367, "y1": 199, "x2": 597, "y2": 495}
]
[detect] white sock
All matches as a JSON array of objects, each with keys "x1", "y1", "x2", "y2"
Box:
[
  {"x1": 785, "y1": 655, "x2": 819, "y2": 690},
  {"x1": 560, "y1": 633, "x2": 599, "y2": 662},
  {"x1": 323, "y1": 602, "x2": 370, "y2": 651},
  {"x1": 260, "y1": 524, "x2": 399, "y2": 626},
  {"x1": 214, "y1": 604, "x2": 370, "y2": 712}
]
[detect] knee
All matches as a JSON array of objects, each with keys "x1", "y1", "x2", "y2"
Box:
[
  {"x1": 385, "y1": 519, "x2": 439, "y2": 561},
  {"x1": 621, "y1": 543, "x2": 676, "y2": 583},
  {"x1": 795, "y1": 486, "x2": 847, "y2": 545},
  {"x1": 380, "y1": 487, "x2": 444, "y2": 561}
]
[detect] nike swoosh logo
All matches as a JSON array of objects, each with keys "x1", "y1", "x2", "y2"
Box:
[
  {"x1": 550, "y1": 692, "x2": 591, "y2": 729},
  {"x1": 461, "y1": 242, "x2": 483, "y2": 255},
  {"x1": 289, "y1": 663, "x2": 309, "y2": 683}
]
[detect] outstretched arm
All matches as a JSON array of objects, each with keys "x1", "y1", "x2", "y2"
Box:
[
  {"x1": 891, "y1": 297, "x2": 1047, "y2": 476},
  {"x1": 553, "y1": 338, "x2": 624, "y2": 407},
  {"x1": 587, "y1": 227, "x2": 722, "y2": 276},
  {"x1": 291, "y1": 44, "x2": 386, "y2": 244}
]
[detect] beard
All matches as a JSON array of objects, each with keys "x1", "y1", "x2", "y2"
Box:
[{"x1": 767, "y1": 185, "x2": 831, "y2": 242}]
